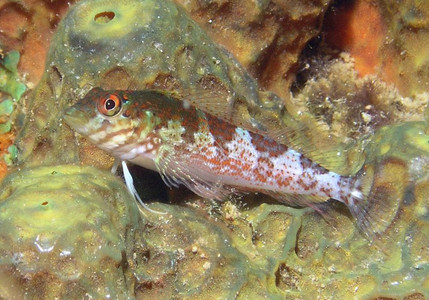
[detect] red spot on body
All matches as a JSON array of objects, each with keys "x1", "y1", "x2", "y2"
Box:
[
  {"x1": 251, "y1": 132, "x2": 287, "y2": 157},
  {"x1": 207, "y1": 114, "x2": 235, "y2": 144}
]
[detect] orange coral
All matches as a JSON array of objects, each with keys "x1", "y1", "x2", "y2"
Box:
[
  {"x1": 0, "y1": 131, "x2": 14, "y2": 180},
  {"x1": 324, "y1": 0, "x2": 386, "y2": 77},
  {"x1": 0, "y1": 0, "x2": 77, "y2": 87}
]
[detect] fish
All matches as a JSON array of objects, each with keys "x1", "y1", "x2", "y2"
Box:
[{"x1": 64, "y1": 87, "x2": 382, "y2": 237}]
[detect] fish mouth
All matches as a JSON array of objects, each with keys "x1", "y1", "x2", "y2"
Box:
[{"x1": 63, "y1": 107, "x2": 88, "y2": 131}]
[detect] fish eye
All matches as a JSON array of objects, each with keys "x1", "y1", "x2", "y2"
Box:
[
  {"x1": 98, "y1": 94, "x2": 122, "y2": 117},
  {"x1": 105, "y1": 98, "x2": 116, "y2": 110}
]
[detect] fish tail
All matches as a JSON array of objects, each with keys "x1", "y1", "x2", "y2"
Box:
[{"x1": 346, "y1": 164, "x2": 402, "y2": 239}]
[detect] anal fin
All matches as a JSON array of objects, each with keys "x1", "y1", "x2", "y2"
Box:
[{"x1": 264, "y1": 190, "x2": 330, "y2": 208}]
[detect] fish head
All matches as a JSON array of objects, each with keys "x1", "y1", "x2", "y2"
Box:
[{"x1": 64, "y1": 87, "x2": 139, "y2": 148}]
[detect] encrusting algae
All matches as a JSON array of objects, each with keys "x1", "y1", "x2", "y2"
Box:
[{"x1": 0, "y1": 0, "x2": 428, "y2": 299}]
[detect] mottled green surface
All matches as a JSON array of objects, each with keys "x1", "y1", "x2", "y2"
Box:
[
  {"x1": 0, "y1": 165, "x2": 146, "y2": 299},
  {"x1": 379, "y1": 0, "x2": 429, "y2": 97},
  {"x1": 0, "y1": 0, "x2": 427, "y2": 299}
]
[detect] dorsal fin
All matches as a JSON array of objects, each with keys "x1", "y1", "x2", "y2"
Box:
[
  {"x1": 255, "y1": 91, "x2": 366, "y2": 175},
  {"x1": 168, "y1": 88, "x2": 273, "y2": 137}
]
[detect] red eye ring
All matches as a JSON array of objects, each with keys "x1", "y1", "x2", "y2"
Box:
[{"x1": 98, "y1": 94, "x2": 122, "y2": 116}]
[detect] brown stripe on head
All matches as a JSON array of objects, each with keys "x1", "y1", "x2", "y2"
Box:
[{"x1": 85, "y1": 115, "x2": 136, "y2": 149}]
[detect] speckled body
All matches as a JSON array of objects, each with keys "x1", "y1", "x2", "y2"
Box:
[{"x1": 64, "y1": 88, "x2": 361, "y2": 207}]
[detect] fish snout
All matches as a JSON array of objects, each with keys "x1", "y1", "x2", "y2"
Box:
[{"x1": 63, "y1": 107, "x2": 88, "y2": 131}]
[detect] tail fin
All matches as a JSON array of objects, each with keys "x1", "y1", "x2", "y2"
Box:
[{"x1": 347, "y1": 163, "x2": 404, "y2": 239}]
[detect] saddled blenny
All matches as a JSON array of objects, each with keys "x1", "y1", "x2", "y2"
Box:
[{"x1": 64, "y1": 87, "x2": 388, "y2": 237}]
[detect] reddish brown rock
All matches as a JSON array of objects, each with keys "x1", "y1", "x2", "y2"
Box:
[{"x1": 177, "y1": 0, "x2": 332, "y2": 100}]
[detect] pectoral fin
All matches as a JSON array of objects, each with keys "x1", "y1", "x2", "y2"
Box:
[{"x1": 154, "y1": 145, "x2": 236, "y2": 200}]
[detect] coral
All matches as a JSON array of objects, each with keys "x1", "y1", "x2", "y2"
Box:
[
  {"x1": 176, "y1": 0, "x2": 332, "y2": 101},
  {"x1": 324, "y1": 0, "x2": 429, "y2": 98},
  {"x1": 290, "y1": 52, "x2": 427, "y2": 173},
  {"x1": 324, "y1": 0, "x2": 386, "y2": 77},
  {"x1": 0, "y1": 133, "x2": 14, "y2": 179},
  {"x1": 0, "y1": 0, "x2": 77, "y2": 88},
  {"x1": 378, "y1": 0, "x2": 429, "y2": 97},
  {"x1": 0, "y1": 165, "x2": 146, "y2": 299}
]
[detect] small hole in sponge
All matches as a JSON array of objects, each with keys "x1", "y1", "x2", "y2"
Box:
[{"x1": 94, "y1": 11, "x2": 115, "y2": 23}]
